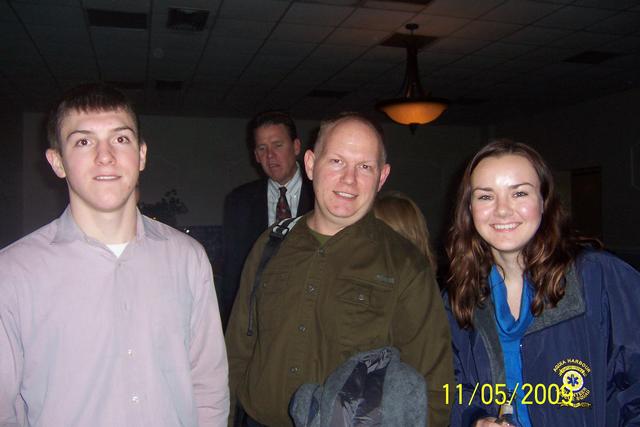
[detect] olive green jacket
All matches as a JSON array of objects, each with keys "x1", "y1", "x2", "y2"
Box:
[{"x1": 225, "y1": 212, "x2": 453, "y2": 427}]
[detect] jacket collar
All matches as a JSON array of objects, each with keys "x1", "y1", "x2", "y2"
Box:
[
  {"x1": 473, "y1": 266, "x2": 585, "y2": 383},
  {"x1": 525, "y1": 267, "x2": 585, "y2": 335}
]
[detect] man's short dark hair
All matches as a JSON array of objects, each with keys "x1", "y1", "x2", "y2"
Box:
[
  {"x1": 46, "y1": 83, "x2": 139, "y2": 152},
  {"x1": 249, "y1": 110, "x2": 298, "y2": 145}
]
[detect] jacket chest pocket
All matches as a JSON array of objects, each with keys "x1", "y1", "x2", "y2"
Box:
[
  {"x1": 256, "y1": 272, "x2": 290, "y2": 332},
  {"x1": 327, "y1": 276, "x2": 393, "y2": 349}
]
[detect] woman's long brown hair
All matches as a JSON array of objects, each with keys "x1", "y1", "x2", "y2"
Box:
[{"x1": 446, "y1": 139, "x2": 599, "y2": 329}]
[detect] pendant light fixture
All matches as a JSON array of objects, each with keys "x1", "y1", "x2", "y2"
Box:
[{"x1": 376, "y1": 23, "x2": 448, "y2": 133}]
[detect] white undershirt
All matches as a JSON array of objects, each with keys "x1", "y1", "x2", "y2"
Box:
[{"x1": 106, "y1": 242, "x2": 129, "y2": 258}]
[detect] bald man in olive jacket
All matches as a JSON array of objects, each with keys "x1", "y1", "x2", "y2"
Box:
[{"x1": 226, "y1": 113, "x2": 453, "y2": 427}]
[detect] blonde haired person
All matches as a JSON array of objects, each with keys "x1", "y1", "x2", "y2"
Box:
[{"x1": 374, "y1": 191, "x2": 437, "y2": 274}]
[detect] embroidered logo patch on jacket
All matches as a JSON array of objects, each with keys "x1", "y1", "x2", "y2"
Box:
[{"x1": 553, "y1": 358, "x2": 592, "y2": 408}]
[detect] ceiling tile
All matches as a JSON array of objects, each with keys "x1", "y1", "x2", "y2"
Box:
[
  {"x1": 91, "y1": 28, "x2": 148, "y2": 52},
  {"x1": 605, "y1": 52, "x2": 640, "y2": 70},
  {"x1": 423, "y1": 0, "x2": 505, "y2": 19},
  {"x1": 536, "y1": 6, "x2": 618, "y2": 29},
  {"x1": 285, "y1": 67, "x2": 335, "y2": 85},
  {"x1": 572, "y1": 0, "x2": 638, "y2": 9},
  {"x1": 602, "y1": 35, "x2": 640, "y2": 53},
  {"x1": 199, "y1": 52, "x2": 253, "y2": 73},
  {"x1": 430, "y1": 66, "x2": 478, "y2": 82},
  {"x1": 363, "y1": 1, "x2": 427, "y2": 12},
  {"x1": 270, "y1": 23, "x2": 333, "y2": 43},
  {"x1": 83, "y1": 0, "x2": 150, "y2": 12},
  {"x1": 152, "y1": 0, "x2": 220, "y2": 12},
  {"x1": 343, "y1": 59, "x2": 396, "y2": 75},
  {"x1": 205, "y1": 37, "x2": 263, "y2": 55},
  {"x1": 151, "y1": 32, "x2": 208, "y2": 52},
  {"x1": 325, "y1": 28, "x2": 389, "y2": 46},
  {"x1": 452, "y1": 20, "x2": 522, "y2": 41},
  {"x1": 236, "y1": 66, "x2": 288, "y2": 86},
  {"x1": 47, "y1": 56, "x2": 100, "y2": 79},
  {"x1": 12, "y1": 3, "x2": 84, "y2": 26},
  {"x1": 0, "y1": 1, "x2": 18, "y2": 22},
  {"x1": 341, "y1": 8, "x2": 415, "y2": 31},
  {"x1": 418, "y1": 51, "x2": 462, "y2": 67},
  {"x1": 212, "y1": 18, "x2": 275, "y2": 39},
  {"x1": 499, "y1": 58, "x2": 546, "y2": 72},
  {"x1": 482, "y1": 0, "x2": 561, "y2": 24},
  {"x1": 412, "y1": 14, "x2": 469, "y2": 37},
  {"x1": 193, "y1": 70, "x2": 241, "y2": 86},
  {"x1": 149, "y1": 61, "x2": 195, "y2": 80},
  {"x1": 476, "y1": 41, "x2": 536, "y2": 58},
  {"x1": 425, "y1": 37, "x2": 491, "y2": 55},
  {"x1": 549, "y1": 31, "x2": 618, "y2": 49},
  {"x1": 28, "y1": 26, "x2": 93, "y2": 57},
  {"x1": 536, "y1": 61, "x2": 592, "y2": 77},
  {"x1": 502, "y1": 25, "x2": 572, "y2": 45},
  {"x1": 282, "y1": 3, "x2": 354, "y2": 26},
  {"x1": 360, "y1": 45, "x2": 405, "y2": 63},
  {"x1": 100, "y1": 60, "x2": 147, "y2": 81},
  {"x1": 586, "y1": 11, "x2": 640, "y2": 35},
  {"x1": 260, "y1": 40, "x2": 317, "y2": 58},
  {"x1": 451, "y1": 54, "x2": 507, "y2": 69},
  {"x1": 150, "y1": 47, "x2": 201, "y2": 63},
  {"x1": 219, "y1": 0, "x2": 288, "y2": 21},
  {"x1": 251, "y1": 52, "x2": 305, "y2": 70}
]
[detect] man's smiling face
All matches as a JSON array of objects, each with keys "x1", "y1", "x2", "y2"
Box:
[
  {"x1": 46, "y1": 108, "x2": 147, "y2": 217},
  {"x1": 304, "y1": 117, "x2": 390, "y2": 236}
]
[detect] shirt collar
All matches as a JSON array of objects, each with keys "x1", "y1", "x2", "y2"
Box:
[
  {"x1": 300, "y1": 210, "x2": 378, "y2": 244},
  {"x1": 52, "y1": 205, "x2": 166, "y2": 244},
  {"x1": 268, "y1": 162, "x2": 301, "y2": 192}
]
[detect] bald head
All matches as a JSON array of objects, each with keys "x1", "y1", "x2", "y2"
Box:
[{"x1": 313, "y1": 113, "x2": 387, "y2": 166}]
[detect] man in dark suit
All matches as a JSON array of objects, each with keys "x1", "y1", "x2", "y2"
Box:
[{"x1": 221, "y1": 111, "x2": 314, "y2": 327}]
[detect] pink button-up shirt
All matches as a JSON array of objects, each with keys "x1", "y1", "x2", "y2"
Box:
[{"x1": 0, "y1": 207, "x2": 229, "y2": 426}]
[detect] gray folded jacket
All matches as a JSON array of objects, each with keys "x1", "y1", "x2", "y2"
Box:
[{"x1": 289, "y1": 347, "x2": 427, "y2": 427}]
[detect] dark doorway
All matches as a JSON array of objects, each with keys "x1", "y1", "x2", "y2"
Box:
[{"x1": 571, "y1": 167, "x2": 602, "y2": 240}]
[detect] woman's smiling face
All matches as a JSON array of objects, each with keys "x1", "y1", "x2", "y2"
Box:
[{"x1": 470, "y1": 154, "x2": 544, "y2": 261}]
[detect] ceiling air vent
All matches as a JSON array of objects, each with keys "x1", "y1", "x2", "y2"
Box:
[
  {"x1": 167, "y1": 7, "x2": 209, "y2": 31},
  {"x1": 87, "y1": 9, "x2": 147, "y2": 30},
  {"x1": 564, "y1": 50, "x2": 621, "y2": 65}
]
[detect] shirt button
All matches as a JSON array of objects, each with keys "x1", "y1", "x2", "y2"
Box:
[
  {"x1": 123, "y1": 303, "x2": 129, "y2": 311},
  {"x1": 357, "y1": 293, "x2": 365, "y2": 301},
  {"x1": 131, "y1": 394, "x2": 139, "y2": 403},
  {"x1": 298, "y1": 324, "x2": 306, "y2": 332},
  {"x1": 290, "y1": 367, "x2": 299, "y2": 374},
  {"x1": 318, "y1": 248, "x2": 325, "y2": 256},
  {"x1": 127, "y1": 349, "x2": 134, "y2": 357},
  {"x1": 307, "y1": 284, "x2": 315, "y2": 293}
]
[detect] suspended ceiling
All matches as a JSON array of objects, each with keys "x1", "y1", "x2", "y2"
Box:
[{"x1": 1, "y1": 0, "x2": 639, "y2": 125}]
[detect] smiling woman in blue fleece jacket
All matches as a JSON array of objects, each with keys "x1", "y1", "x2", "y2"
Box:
[{"x1": 445, "y1": 139, "x2": 640, "y2": 427}]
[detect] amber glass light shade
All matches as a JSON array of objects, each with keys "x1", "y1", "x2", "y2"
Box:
[
  {"x1": 376, "y1": 24, "x2": 448, "y2": 130},
  {"x1": 377, "y1": 98, "x2": 448, "y2": 125}
]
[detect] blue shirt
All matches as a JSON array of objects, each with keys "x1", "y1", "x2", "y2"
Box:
[{"x1": 490, "y1": 265, "x2": 534, "y2": 427}]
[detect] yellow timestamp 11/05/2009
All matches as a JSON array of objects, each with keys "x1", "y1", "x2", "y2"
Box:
[{"x1": 443, "y1": 383, "x2": 574, "y2": 406}]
